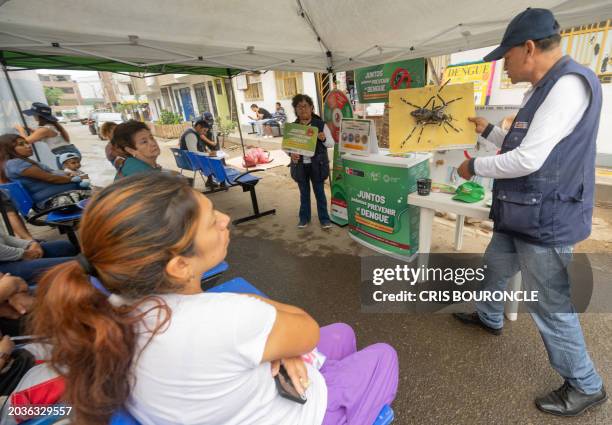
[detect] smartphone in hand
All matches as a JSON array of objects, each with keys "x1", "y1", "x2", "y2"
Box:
[{"x1": 274, "y1": 365, "x2": 307, "y2": 404}]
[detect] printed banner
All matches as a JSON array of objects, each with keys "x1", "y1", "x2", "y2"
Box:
[
  {"x1": 323, "y1": 90, "x2": 354, "y2": 227},
  {"x1": 343, "y1": 157, "x2": 429, "y2": 258},
  {"x1": 389, "y1": 82, "x2": 477, "y2": 153},
  {"x1": 355, "y1": 59, "x2": 426, "y2": 103},
  {"x1": 442, "y1": 61, "x2": 496, "y2": 106}
]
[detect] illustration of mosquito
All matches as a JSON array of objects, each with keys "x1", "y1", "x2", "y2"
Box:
[{"x1": 400, "y1": 79, "x2": 463, "y2": 147}]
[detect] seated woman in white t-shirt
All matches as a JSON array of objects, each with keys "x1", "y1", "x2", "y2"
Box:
[{"x1": 29, "y1": 172, "x2": 398, "y2": 425}]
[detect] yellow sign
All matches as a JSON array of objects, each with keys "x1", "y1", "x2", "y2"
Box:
[
  {"x1": 389, "y1": 82, "x2": 477, "y2": 153},
  {"x1": 443, "y1": 62, "x2": 495, "y2": 105}
]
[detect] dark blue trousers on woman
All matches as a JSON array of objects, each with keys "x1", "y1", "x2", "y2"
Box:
[
  {"x1": 297, "y1": 163, "x2": 331, "y2": 224},
  {"x1": 0, "y1": 240, "x2": 77, "y2": 285}
]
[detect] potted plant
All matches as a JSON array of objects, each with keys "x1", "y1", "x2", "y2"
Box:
[{"x1": 215, "y1": 117, "x2": 237, "y2": 148}]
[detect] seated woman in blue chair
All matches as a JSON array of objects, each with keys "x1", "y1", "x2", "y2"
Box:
[
  {"x1": 29, "y1": 173, "x2": 399, "y2": 425},
  {"x1": 113, "y1": 120, "x2": 162, "y2": 180},
  {"x1": 0, "y1": 134, "x2": 90, "y2": 211}
]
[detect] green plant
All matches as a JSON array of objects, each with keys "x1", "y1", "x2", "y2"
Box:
[
  {"x1": 216, "y1": 117, "x2": 237, "y2": 137},
  {"x1": 44, "y1": 87, "x2": 63, "y2": 106},
  {"x1": 157, "y1": 110, "x2": 183, "y2": 125}
]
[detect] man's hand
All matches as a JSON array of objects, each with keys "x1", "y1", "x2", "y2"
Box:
[
  {"x1": 8, "y1": 292, "x2": 34, "y2": 315},
  {"x1": 290, "y1": 153, "x2": 301, "y2": 162},
  {"x1": 457, "y1": 159, "x2": 474, "y2": 180},
  {"x1": 468, "y1": 117, "x2": 489, "y2": 134},
  {"x1": 0, "y1": 335, "x2": 15, "y2": 360},
  {"x1": 317, "y1": 132, "x2": 326, "y2": 141}
]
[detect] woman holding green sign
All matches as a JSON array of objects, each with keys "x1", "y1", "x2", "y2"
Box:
[{"x1": 289, "y1": 94, "x2": 334, "y2": 229}]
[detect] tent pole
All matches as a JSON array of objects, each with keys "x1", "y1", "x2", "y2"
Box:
[{"x1": 226, "y1": 69, "x2": 247, "y2": 166}]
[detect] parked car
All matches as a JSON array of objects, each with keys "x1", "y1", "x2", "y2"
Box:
[{"x1": 94, "y1": 112, "x2": 124, "y2": 140}]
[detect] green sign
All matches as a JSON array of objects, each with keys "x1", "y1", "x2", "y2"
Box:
[
  {"x1": 355, "y1": 58, "x2": 426, "y2": 103},
  {"x1": 343, "y1": 157, "x2": 429, "y2": 258},
  {"x1": 323, "y1": 90, "x2": 354, "y2": 226},
  {"x1": 282, "y1": 123, "x2": 318, "y2": 156}
]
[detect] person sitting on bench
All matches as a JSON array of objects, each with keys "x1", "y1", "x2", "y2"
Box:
[
  {"x1": 29, "y1": 173, "x2": 399, "y2": 425},
  {"x1": 0, "y1": 232, "x2": 77, "y2": 285},
  {"x1": 180, "y1": 119, "x2": 220, "y2": 188},
  {"x1": 262, "y1": 102, "x2": 287, "y2": 138},
  {"x1": 248, "y1": 104, "x2": 273, "y2": 136},
  {"x1": 0, "y1": 134, "x2": 90, "y2": 211}
]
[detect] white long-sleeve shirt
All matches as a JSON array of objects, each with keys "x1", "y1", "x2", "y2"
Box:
[{"x1": 474, "y1": 74, "x2": 590, "y2": 179}]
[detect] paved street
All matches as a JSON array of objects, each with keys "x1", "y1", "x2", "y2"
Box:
[{"x1": 30, "y1": 122, "x2": 612, "y2": 424}]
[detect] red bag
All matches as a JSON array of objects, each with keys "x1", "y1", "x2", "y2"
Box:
[{"x1": 243, "y1": 148, "x2": 273, "y2": 168}]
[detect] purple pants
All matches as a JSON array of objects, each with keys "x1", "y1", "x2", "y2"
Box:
[{"x1": 318, "y1": 323, "x2": 399, "y2": 425}]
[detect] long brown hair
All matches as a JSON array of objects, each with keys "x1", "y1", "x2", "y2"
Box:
[
  {"x1": 0, "y1": 133, "x2": 36, "y2": 182},
  {"x1": 29, "y1": 173, "x2": 202, "y2": 424},
  {"x1": 37, "y1": 115, "x2": 70, "y2": 142}
]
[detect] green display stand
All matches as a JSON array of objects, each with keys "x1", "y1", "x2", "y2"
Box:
[
  {"x1": 323, "y1": 90, "x2": 353, "y2": 226},
  {"x1": 343, "y1": 152, "x2": 430, "y2": 259}
]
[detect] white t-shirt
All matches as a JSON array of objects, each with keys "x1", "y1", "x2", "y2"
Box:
[
  {"x1": 127, "y1": 292, "x2": 327, "y2": 425},
  {"x1": 41, "y1": 124, "x2": 70, "y2": 150}
]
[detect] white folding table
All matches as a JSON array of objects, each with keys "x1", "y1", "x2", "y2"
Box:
[{"x1": 407, "y1": 192, "x2": 521, "y2": 321}]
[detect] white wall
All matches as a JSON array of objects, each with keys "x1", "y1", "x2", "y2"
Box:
[{"x1": 233, "y1": 71, "x2": 320, "y2": 126}]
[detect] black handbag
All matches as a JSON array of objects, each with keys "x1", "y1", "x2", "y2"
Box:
[{"x1": 0, "y1": 349, "x2": 35, "y2": 396}]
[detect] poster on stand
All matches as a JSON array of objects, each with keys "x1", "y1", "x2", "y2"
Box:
[
  {"x1": 340, "y1": 118, "x2": 376, "y2": 156},
  {"x1": 282, "y1": 123, "x2": 318, "y2": 156},
  {"x1": 323, "y1": 90, "x2": 353, "y2": 227},
  {"x1": 389, "y1": 82, "x2": 476, "y2": 153}
]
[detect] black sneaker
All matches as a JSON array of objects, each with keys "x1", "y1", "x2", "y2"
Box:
[
  {"x1": 297, "y1": 221, "x2": 309, "y2": 229},
  {"x1": 453, "y1": 312, "x2": 502, "y2": 336},
  {"x1": 321, "y1": 221, "x2": 333, "y2": 229},
  {"x1": 535, "y1": 381, "x2": 607, "y2": 417}
]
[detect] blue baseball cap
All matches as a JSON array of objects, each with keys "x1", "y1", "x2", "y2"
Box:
[
  {"x1": 22, "y1": 102, "x2": 58, "y2": 122},
  {"x1": 483, "y1": 8, "x2": 560, "y2": 62}
]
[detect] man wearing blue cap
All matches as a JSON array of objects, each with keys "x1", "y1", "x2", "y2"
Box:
[{"x1": 455, "y1": 8, "x2": 606, "y2": 416}]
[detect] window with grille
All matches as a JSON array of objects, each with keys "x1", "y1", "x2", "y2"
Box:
[
  {"x1": 275, "y1": 71, "x2": 303, "y2": 99},
  {"x1": 215, "y1": 79, "x2": 223, "y2": 95},
  {"x1": 244, "y1": 82, "x2": 263, "y2": 101},
  {"x1": 193, "y1": 83, "x2": 211, "y2": 114}
]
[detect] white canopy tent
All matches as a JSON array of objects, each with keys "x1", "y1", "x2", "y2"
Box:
[{"x1": 1, "y1": 0, "x2": 611, "y2": 73}]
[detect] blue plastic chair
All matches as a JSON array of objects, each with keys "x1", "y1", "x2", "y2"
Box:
[
  {"x1": 0, "y1": 182, "x2": 82, "y2": 247},
  {"x1": 206, "y1": 276, "x2": 268, "y2": 297},
  {"x1": 170, "y1": 148, "x2": 197, "y2": 175},
  {"x1": 200, "y1": 260, "x2": 229, "y2": 286},
  {"x1": 109, "y1": 409, "x2": 140, "y2": 425},
  {"x1": 204, "y1": 157, "x2": 276, "y2": 225}
]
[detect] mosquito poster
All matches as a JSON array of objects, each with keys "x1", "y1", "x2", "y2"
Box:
[{"x1": 389, "y1": 81, "x2": 477, "y2": 153}]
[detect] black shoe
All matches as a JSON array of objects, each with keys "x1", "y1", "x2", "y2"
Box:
[
  {"x1": 453, "y1": 312, "x2": 502, "y2": 335},
  {"x1": 535, "y1": 381, "x2": 607, "y2": 417}
]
